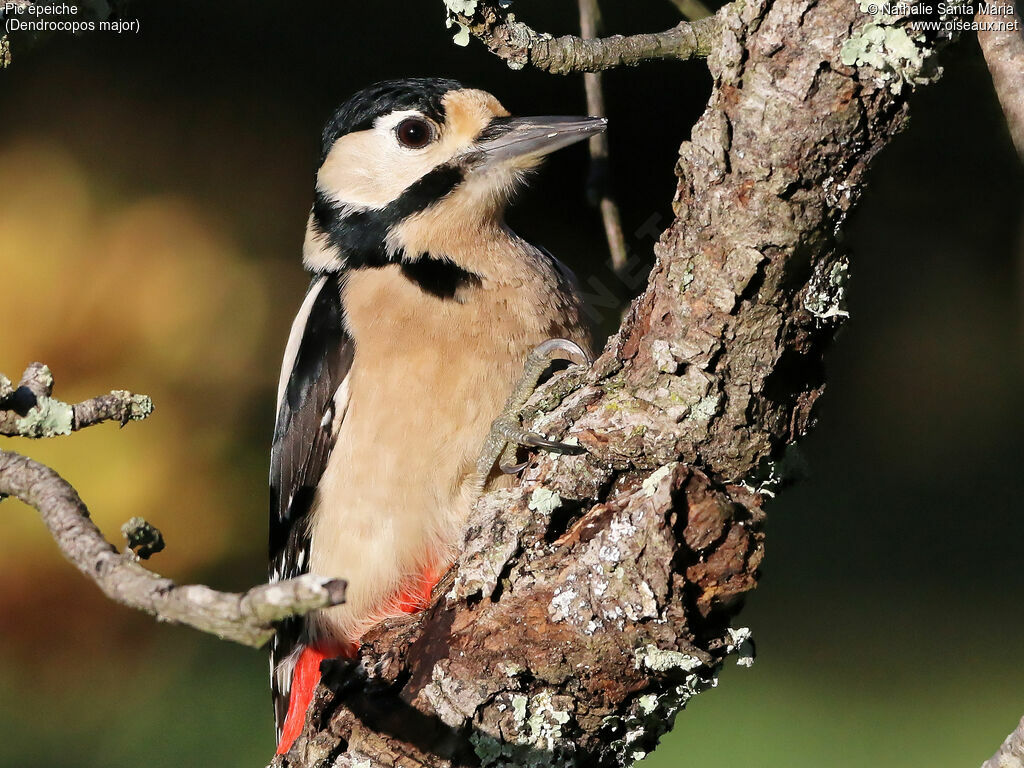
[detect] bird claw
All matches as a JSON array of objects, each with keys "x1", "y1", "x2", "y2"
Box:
[
  {"x1": 531, "y1": 338, "x2": 591, "y2": 367},
  {"x1": 499, "y1": 460, "x2": 530, "y2": 475},
  {"x1": 492, "y1": 416, "x2": 584, "y2": 456},
  {"x1": 475, "y1": 337, "x2": 589, "y2": 480}
]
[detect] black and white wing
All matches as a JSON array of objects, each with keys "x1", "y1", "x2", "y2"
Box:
[{"x1": 269, "y1": 272, "x2": 353, "y2": 737}]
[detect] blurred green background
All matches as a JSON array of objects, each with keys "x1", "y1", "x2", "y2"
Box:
[{"x1": 1, "y1": 2, "x2": 1021, "y2": 766}]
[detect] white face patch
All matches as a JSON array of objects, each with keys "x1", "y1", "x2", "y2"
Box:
[
  {"x1": 307, "y1": 89, "x2": 518, "y2": 270},
  {"x1": 315, "y1": 109, "x2": 455, "y2": 210},
  {"x1": 315, "y1": 89, "x2": 511, "y2": 212}
]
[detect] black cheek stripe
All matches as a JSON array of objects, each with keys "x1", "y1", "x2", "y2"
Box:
[{"x1": 316, "y1": 163, "x2": 465, "y2": 268}]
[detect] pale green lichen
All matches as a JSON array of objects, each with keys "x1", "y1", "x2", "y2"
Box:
[
  {"x1": 727, "y1": 626, "x2": 756, "y2": 667},
  {"x1": 650, "y1": 340, "x2": 677, "y2": 374},
  {"x1": 641, "y1": 463, "x2": 677, "y2": 497},
  {"x1": 604, "y1": 668, "x2": 719, "y2": 766},
  {"x1": 0, "y1": 35, "x2": 10, "y2": 69},
  {"x1": 528, "y1": 487, "x2": 562, "y2": 515},
  {"x1": 443, "y1": 0, "x2": 476, "y2": 46},
  {"x1": 112, "y1": 390, "x2": 155, "y2": 420},
  {"x1": 804, "y1": 257, "x2": 850, "y2": 322},
  {"x1": 840, "y1": 4, "x2": 953, "y2": 95},
  {"x1": 511, "y1": 693, "x2": 529, "y2": 728},
  {"x1": 688, "y1": 392, "x2": 721, "y2": 421},
  {"x1": 443, "y1": 0, "x2": 478, "y2": 13},
  {"x1": 608, "y1": 634, "x2": 755, "y2": 763},
  {"x1": 525, "y1": 691, "x2": 573, "y2": 753},
  {"x1": 14, "y1": 399, "x2": 73, "y2": 438},
  {"x1": 501, "y1": 662, "x2": 524, "y2": 677},
  {"x1": 637, "y1": 694, "x2": 660, "y2": 715},
  {"x1": 633, "y1": 644, "x2": 705, "y2": 673},
  {"x1": 840, "y1": 24, "x2": 920, "y2": 93},
  {"x1": 446, "y1": 17, "x2": 472, "y2": 46},
  {"x1": 472, "y1": 691, "x2": 575, "y2": 767}
]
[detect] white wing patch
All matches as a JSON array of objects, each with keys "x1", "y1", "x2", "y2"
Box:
[
  {"x1": 276, "y1": 275, "x2": 329, "y2": 411},
  {"x1": 330, "y1": 377, "x2": 351, "y2": 437}
]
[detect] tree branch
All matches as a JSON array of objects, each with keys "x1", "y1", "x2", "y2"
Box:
[
  {"x1": 0, "y1": 449, "x2": 346, "y2": 647},
  {"x1": 0, "y1": 366, "x2": 346, "y2": 648},
  {"x1": 977, "y1": 0, "x2": 1024, "y2": 161},
  {"x1": 0, "y1": 362, "x2": 153, "y2": 437},
  {"x1": 983, "y1": 715, "x2": 1024, "y2": 768},
  {"x1": 578, "y1": 0, "x2": 628, "y2": 274},
  {"x1": 446, "y1": 0, "x2": 721, "y2": 73}
]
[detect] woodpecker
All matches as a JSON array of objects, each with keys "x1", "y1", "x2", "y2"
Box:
[{"x1": 269, "y1": 77, "x2": 605, "y2": 753}]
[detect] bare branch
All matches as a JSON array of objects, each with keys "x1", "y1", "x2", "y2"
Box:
[
  {"x1": 977, "y1": 1, "x2": 1024, "y2": 161},
  {"x1": 578, "y1": 0, "x2": 628, "y2": 274},
  {"x1": 982, "y1": 715, "x2": 1024, "y2": 768},
  {"x1": 0, "y1": 449, "x2": 345, "y2": 647},
  {"x1": 447, "y1": 1, "x2": 721, "y2": 74},
  {"x1": 72, "y1": 389, "x2": 154, "y2": 429},
  {"x1": 0, "y1": 362, "x2": 153, "y2": 437}
]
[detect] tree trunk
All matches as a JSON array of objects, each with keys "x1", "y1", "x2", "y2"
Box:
[{"x1": 275, "y1": 2, "x2": 957, "y2": 766}]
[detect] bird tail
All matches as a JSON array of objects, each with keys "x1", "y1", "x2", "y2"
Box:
[
  {"x1": 276, "y1": 642, "x2": 356, "y2": 755},
  {"x1": 275, "y1": 567, "x2": 442, "y2": 754}
]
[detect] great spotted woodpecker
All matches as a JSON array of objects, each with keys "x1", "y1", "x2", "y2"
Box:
[{"x1": 269, "y1": 77, "x2": 604, "y2": 753}]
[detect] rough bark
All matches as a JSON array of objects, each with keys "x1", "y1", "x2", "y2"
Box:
[
  {"x1": 274, "y1": 2, "x2": 958, "y2": 767},
  {"x1": 977, "y1": 0, "x2": 1024, "y2": 160},
  {"x1": 983, "y1": 715, "x2": 1024, "y2": 768}
]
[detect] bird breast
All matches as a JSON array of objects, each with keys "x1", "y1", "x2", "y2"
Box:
[{"x1": 306, "y1": 259, "x2": 584, "y2": 646}]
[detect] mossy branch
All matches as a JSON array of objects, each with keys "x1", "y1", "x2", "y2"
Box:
[
  {"x1": 0, "y1": 362, "x2": 153, "y2": 438},
  {"x1": 445, "y1": 0, "x2": 722, "y2": 73}
]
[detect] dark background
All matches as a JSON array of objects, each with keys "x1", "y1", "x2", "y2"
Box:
[{"x1": 0, "y1": 2, "x2": 1021, "y2": 766}]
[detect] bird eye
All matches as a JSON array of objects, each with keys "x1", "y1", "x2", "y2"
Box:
[{"x1": 396, "y1": 118, "x2": 434, "y2": 149}]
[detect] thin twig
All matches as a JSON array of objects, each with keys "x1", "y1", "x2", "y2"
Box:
[
  {"x1": 982, "y1": 715, "x2": 1024, "y2": 768},
  {"x1": 449, "y1": 1, "x2": 721, "y2": 74},
  {"x1": 578, "y1": 0, "x2": 628, "y2": 275},
  {"x1": 977, "y1": 1, "x2": 1024, "y2": 161},
  {"x1": 0, "y1": 363, "x2": 153, "y2": 437},
  {"x1": 0, "y1": 449, "x2": 345, "y2": 647}
]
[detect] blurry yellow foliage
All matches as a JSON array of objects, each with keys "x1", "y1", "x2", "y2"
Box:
[{"x1": 0, "y1": 139, "x2": 275, "y2": 600}]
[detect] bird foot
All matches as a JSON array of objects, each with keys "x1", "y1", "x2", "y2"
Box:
[{"x1": 476, "y1": 338, "x2": 590, "y2": 479}]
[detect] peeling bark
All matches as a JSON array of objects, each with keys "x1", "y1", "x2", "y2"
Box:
[{"x1": 274, "y1": 2, "x2": 959, "y2": 767}]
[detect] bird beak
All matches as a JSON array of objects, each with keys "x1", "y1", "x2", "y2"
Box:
[{"x1": 474, "y1": 116, "x2": 608, "y2": 166}]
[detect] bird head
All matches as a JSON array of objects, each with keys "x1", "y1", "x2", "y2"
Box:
[{"x1": 303, "y1": 78, "x2": 607, "y2": 273}]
